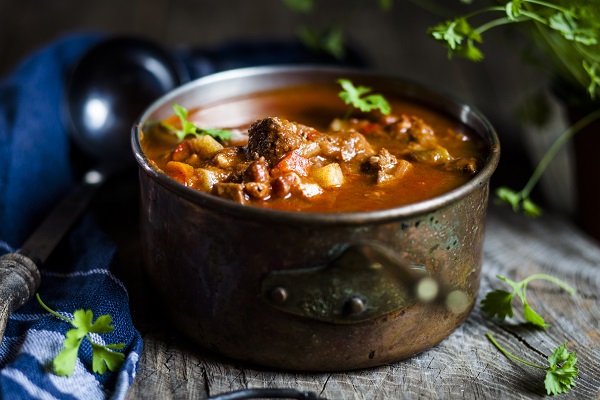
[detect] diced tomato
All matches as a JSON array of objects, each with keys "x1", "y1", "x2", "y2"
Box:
[
  {"x1": 271, "y1": 151, "x2": 311, "y2": 177},
  {"x1": 171, "y1": 141, "x2": 191, "y2": 161},
  {"x1": 358, "y1": 122, "x2": 381, "y2": 135}
]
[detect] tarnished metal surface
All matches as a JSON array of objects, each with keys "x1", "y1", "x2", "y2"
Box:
[
  {"x1": 261, "y1": 243, "x2": 430, "y2": 324},
  {"x1": 132, "y1": 66, "x2": 500, "y2": 371}
]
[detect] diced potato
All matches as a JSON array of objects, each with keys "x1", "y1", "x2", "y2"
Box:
[
  {"x1": 187, "y1": 135, "x2": 224, "y2": 159},
  {"x1": 311, "y1": 163, "x2": 344, "y2": 188},
  {"x1": 195, "y1": 168, "x2": 222, "y2": 193}
]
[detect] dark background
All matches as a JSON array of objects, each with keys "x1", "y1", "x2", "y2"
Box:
[{"x1": 0, "y1": 0, "x2": 547, "y2": 193}]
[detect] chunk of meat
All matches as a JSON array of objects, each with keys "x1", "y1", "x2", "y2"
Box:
[
  {"x1": 441, "y1": 158, "x2": 479, "y2": 174},
  {"x1": 243, "y1": 157, "x2": 272, "y2": 199},
  {"x1": 243, "y1": 157, "x2": 270, "y2": 183},
  {"x1": 315, "y1": 131, "x2": 375, "y2": 163},
  {"x1": 271, "y1": 172, "x2": 301, "y2": 198},
  {"x1": 388, "y1": 114, "x2": 438, "y2": 149},
  {"x1": 214, "y1": 183, "x2": 246, "y2": 204},
  {"x1": 246, "y1": 117, "x2": 314, "y2": 166},
  {"x1": 363, "y1": 149, "x2": 413, "y2": 184}
]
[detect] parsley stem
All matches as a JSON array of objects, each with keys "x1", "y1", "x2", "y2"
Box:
[
  {"x1": 520, "y1": 274, "x2": 577, "y2": 295},
  {"x1": 523, "y1": 0, "x2": 572, "y2": 16},
  {"x1": 486, "y1": 333, "x2": 546, "y2": 370},
  {"x1": 476, "y1": 17, "x2": 527, "y2": 36},
  {"x1": 520, "y1": 108, "x2": 600, "y2": 199},
  {"x1": 36, "y1": 294, "x2": 71, "y2": 323},
  {"x1": 462, "y1": 6, "x2": 505, "y2": 21}
]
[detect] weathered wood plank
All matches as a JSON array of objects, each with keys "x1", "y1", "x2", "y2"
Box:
[{"x1": 126, "y1": 205, "x2": 600, "y2": 400}]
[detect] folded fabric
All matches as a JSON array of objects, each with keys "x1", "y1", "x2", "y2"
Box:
[
  {"x1": 0, "y1": 33, "x2": 143, "y2": 400},
  {"x1": 0, "y1": 32, "x2": 365, "y2": 399}
]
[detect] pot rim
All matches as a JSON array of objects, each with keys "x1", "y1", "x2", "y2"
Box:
[{"x1": 131, "y1": 65, "x2": 500, "y2": 226}]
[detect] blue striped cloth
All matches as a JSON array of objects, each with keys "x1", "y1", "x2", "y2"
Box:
[{"x1": 0, "y1": 34, "x2": 142, "y2": 400}]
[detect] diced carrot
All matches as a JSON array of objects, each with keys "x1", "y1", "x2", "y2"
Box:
[
  {"x1": 164, "y1": 161, "x2": 197, "y2": 187},
  {"x1": 271, "y1": 151, "x2": 311, "y2": 178}
]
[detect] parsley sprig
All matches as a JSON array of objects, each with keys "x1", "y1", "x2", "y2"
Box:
[
  {"x1": 337, "y1": 78, "x2": 391, "y2": 116},
  {"x1": 487, "y1": 333, "x2": 578, "y2": 395},
  {"x1": 425, "y1": 0, "x2": 600, "y2": 218},
  {"x1": 161, "y1": 103, "x2": 233, "y2": 143},
  {"x1": 427, "y1": 0, "x2": 599, "y2": 98},
  {"x1": 482, "y1": 274, "x2": 576, "y2": 328},
  {"x1": 36, "y1": 294, "x2": 125, "y2": 376},
  {"x1": 495, "y1": 107, "x2": 600, "y2": 217}
]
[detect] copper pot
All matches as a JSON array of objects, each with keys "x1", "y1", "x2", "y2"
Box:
[{"x1": 132, "y1": 66, "x2": 500, "y2": 371}]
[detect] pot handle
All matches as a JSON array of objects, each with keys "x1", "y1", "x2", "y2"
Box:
[{"x1": 261, "y1": 241, "x2": 468, "y2": 324}]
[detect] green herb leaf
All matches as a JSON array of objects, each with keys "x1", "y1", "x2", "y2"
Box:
[
  {"x1": 282, "y1": 0, "x2": 314, "y2": 13},
  {"x1": 487, "y1": 333, "x2": 578, "y2": 395},
  {"x1": 495, "y1": 186, "x2": 542, "y2": 217},
  {"x1": 337, "y1": 79, "x2": 391, "y2": 115},
  {"x1": 91, "y1": 342, "x2": 126, "y2": 375},
  {"x1": 53, "y1": 330, "x2": 85, "y2": 376},
  {"x1": 480, "y1": 289, "x2": 515, "y2": 319},
  {"x1": 481, "y1": 274, "x2": 576, "y2": 328},
  {"x1": 36, "y1": 294, "x2": 126, "y2": 376},
  {"x1": 298, "y1": 26, "x2": 346, "y2": 60},
  {"x1": 162, "y1": 103, "x2": 233, "y2": 143},
  {"x1": 545, "y1": 343, "x2": 579, "y2": 395}
]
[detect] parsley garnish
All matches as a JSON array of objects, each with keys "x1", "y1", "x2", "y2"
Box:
[
  {"x1": 481, "y1": 274, "x2": 576, "y2": 328},
  {"x1": 337, "y1": 79, "x2": 391, "y2": 116},
  {"x1": 494, "y1": 107, "x2": 600, "y2": 217},
  {"x1": 161, "y1": 103, "x2": 233, "y2": 143},
  {"x1": 487, "y1": 333, "x2": 578, "y2": 395},
  {"x1": 36, "y1": 294, "x2": 126, "y2": 376}
]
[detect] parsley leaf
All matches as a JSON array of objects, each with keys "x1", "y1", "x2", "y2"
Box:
[
  {"x1": 282, "y1": 0, "x2": 314, "y2": 13},
  {"x1": 428, "y1": 17, "x2": 482, "y2": 60},
  {"x1": 481, "y1": 274, "x2": 576, "y2": 328},
  {"x1": 487, "y1": 333, "x2": 578, "y2": 395},
  {"x1": 161, "y1": 103, "x2": 233, "y2": 143},
  {"x1": 337, "y1": 79, "x2": 391, "y2": 115},
  {"x1": 36, "y1": 294, "x2": 126, "y2": 376}
]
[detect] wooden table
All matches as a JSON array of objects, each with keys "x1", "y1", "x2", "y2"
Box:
[{"x1": 108, "y1": 184, "x2": 599, "y2": 400}]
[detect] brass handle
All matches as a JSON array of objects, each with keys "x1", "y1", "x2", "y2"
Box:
[{"x1": 261, "y1": 241, "x2": 468, "y2": 324}]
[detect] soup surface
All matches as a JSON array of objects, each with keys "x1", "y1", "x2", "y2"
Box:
[{"x1": 141, "y1": 82, "x2": 488, "y2": 212}]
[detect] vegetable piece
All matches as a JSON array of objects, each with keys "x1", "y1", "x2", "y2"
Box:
[
  {"x1": 271, "y1": 151, "x2": 312, "y2": 177},
  {"x1": 481, "y1": 274, "x2": 576, "y2": 328},
  {"x1": 36, "y1": 294, "x2": 125, "y2": 376},
  {"x1": 164, "y1": 161, "x2": 197, "y2": 187},
  {"x1": 311, "y1": 163, "x2": 344, "y2": 188},
  {"x1": 187, "y1": 135, "x2": 225, "y2": 159},
  {"x1": 337, "y1": 79, "x2": 391, "y2": 115},
  {"x1": 486, "y1": 333, "x2": 578, "y2": 396},
  {"x1": 161, "y1": 103, "x2": 233, "y2": 142},
  {"x1": 195, "y1": 168, "x2": 222, "y2": 193},
  {"x1": 410, "y1": 146, "x2": 452, "y2": 165}
]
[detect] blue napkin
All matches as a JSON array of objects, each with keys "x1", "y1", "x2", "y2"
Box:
[
  {"x1": 0, "y1": 32, "x2": 365, "y2": 399},
  {"x1": 0, "y1": 33, "x2": 143, "y2": 400}
]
